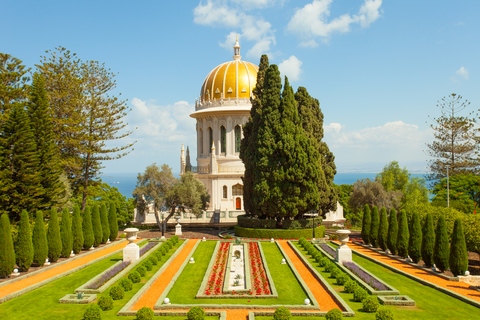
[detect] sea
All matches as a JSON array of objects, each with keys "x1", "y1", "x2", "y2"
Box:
[{"x1": 101, "y1": 172, "x2": 428, "y2": 199}]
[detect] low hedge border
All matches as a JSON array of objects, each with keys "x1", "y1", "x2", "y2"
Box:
[{"x1": 234, "y1": 226, "x2": 325, "y2": 239}]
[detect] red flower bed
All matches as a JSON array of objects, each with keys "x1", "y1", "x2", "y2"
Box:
[
  {"x1": 204, "y1": 242, "x2": 229, "y2": 295},
  {"x1": 248, "y1": 242, "x2": 271, "y2": 295}
]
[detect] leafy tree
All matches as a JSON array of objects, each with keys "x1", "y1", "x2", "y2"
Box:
[
  {"x1": 376, "y1": 161, "x2": 409, "y2": 192},
  {"x1": 82, "y1": 206, "x2": 94, "y2": 249},
  {"x1": 71, "y1": 205, "x2": 83, "y2": 254},
  {"x1": 91, "y1": 204, "x2": 103, "y2": 247},
  {"x1": 378, "y1": 207, "x2": 389, "y2": 251},
  {"x1": 336, "y1": 184, "x2": 356, "y2": 225},
  {"x1": 369, "y1": 206, "x2": 380, "y2": 247},
  {"x1": 434, "y1": 215, "x2": 450, "y2": 272},
  {"x1": 408, "y1": 212, "x2": 422, "y2": 263},
  {"x1": 0, "y1": 105, "x2": 43, "y2": 222},
  {"x1": 60, "y1": 207, "x2": 73, "y2": 258},
  {"x1": 132, "y1": 163, "x2": 176, "y2": 232},
  {"x1": 0, "y1": 213, "x2": 15, "y2": 277},
  {"x1": 100, "y1": 203, "x2": 110, "y2": 243},
  {"x1": 431, "y1": 173, "x2": 480, "y2": 213},
  {"x1": 27, "y1": 72, "x2": 66, "y2": 209},
  {"x1": 449, "y1": 218, "x2": 468, "y2": 276},
  {"x1": 15, "y1": 210, "x2": 34, "y2": 271},
  {"x1": 426, "y1": 93, "x2": 478, "y2": 181},
  {"x1": 349, "y1": 179, "x2": 401, "y2": 212},
  {"x1": 0, "y1": 53, "x2": 30, "y2": 123},
  {"x1": 462, "y1": 213, "x2": 480, "y2": 255},
  {"x1": 32, "y1": 211, "x2": 48, "y2": 266},
  {"x1": 396, "y1": 210, "x2": 409, "y2": 258},
  {"x1": 108, "y1": 201, "x2": 119, "y2": 241},
  {"x1": 421, "y1": 212, "x2": 435, "y2": 267},
  {"x1": 403, "y1": 177, "x2": 429, "y2": 213},
  {"x1": 387, "y1": 208, "x2": 398, "y2": 255},
  {"x1": 47, "y1": 207, "x2": 62, "y2": 262},
  {"x1": 361, "y1": 204, "x2": 371, "y2": 245}
]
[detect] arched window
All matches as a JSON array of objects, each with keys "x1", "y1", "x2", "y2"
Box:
[
  {"x1": 208, "y1": 127, "x2": 213, "y2": 153},
  {"x1": 223, "y1": 185, "x2": 227, "y2": 199},
  {"x1": 220, "y1": 126, "x2": 226, "y2": 154},
  {"x1": 232, "y1": 184, "x2": 243, "y2": 196},
  {"x1": 199, "y1": 129, "x2": 203, "y2": 154},
  {"x1": 235, "y1": 125, "x2": 241, "y2": 153}
]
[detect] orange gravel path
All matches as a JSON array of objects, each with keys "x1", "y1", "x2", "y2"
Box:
[
  {"x1": 131, "y1": 239, "x2": 199, "y2": 311},
  {"x1": 278, "y1": 240, "x2": 342, "y2": 311},
  {"x1": 225, "y1": 309, "x2": 249, "y2": 320},
  {"x1": 0, "y1": 240, "x2": 129, "y2": 300},
  {"x1": 348, "y1": 242, "x2": 480, "y2": 303}
]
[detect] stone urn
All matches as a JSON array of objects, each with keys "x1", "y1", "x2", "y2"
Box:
[
  {"x1": 124, "y1": 228, "x2": 139, "y2": 244},
  {"x1": 123, "y1": 228, "x2": 140, "y2": 262},
  {"x1": 336, "y1": 229, "x2": 351, "y2": 247},
  {"x1": 336, "y1": 229, "x2": 352, "y2": 264}
]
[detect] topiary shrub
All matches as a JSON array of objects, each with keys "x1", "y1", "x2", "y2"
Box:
[
  {"x1": 155, "y1": 251, "x2": 162, "y2": 261},
  {"x1": 128, "y1": 271, "x2": 141, "y2": 283},
  {"x1": 97, "y1": 296, "x2": 113, "y2": 311},
  {"x1": 120, "y1": 278, "x2": 133, "y2": 291},
  {"x1": 136, "y1": 266, "x2": 146, "y2": 277},
  {"x1": 273, "y1": 306, "x2": 291, "y2": 320},
  {"x1": 160, "y1": 247, "x2": 167, "y2": 256},
  {"x1": 336, "y1": 273, "x2": 349, "y2": 285},
  {"x1": 375, "y1": 306, "x2": 395, "y2": 320},
  {"x1": 408, "y1": 212, "x2": 422, "y2": 263},
  {"x1": 109, "y1": 285, "x2": 124, "y2": 300},
  {"x1": 344, "y1": 279, "x2": 357, "y2": 293},
  {"x1": 143, "y1": 260, "x2": 153, "y2": 271},
  {"x1": 319, "y1": 257, "x2": 329, "y2": 267},
  {"x1": 324, "y1": 261, "x2": 334, "y2": 272},
  {"x1": 136, "y1": 307, "x2": 154, "y2": 320},
  {"x1": 187, "y1": 306, "x2": 206, "y2": 320},
  {"x1": 363, "y1": 295, "x2": 379, "y2": 313},
  {"x1": 83, "y1": 304, "x2": 102, "y2": 320},
  {"x1": 326, "y1": 308, "x2": 343, "y2": 320},
  {"x1": 330, "y1": 266, "x2": 341, "y2": 279},
  {"x1": 434, "y1": 215, "x2": 450, "y2": 272},
  {"x1": 396, "y1": 210, "x2": 409, "y2": 258},
  {"x1": 361, "y1": 204, "x2": 371, "y2": 245},
  {"x1": 353, "y1": 286, "x2": 367, "y2": 302},
  {"x1": 369, "y1": 206, "x2": 380, "y2": 248},
  {"x1": 149, "y1": 256, "x2": 158, "y2": 266},
  {"x1": 449, "y1": 218, "x2": 468, "y2": 276}
]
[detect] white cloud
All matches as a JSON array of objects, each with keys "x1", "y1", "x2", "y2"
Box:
[
  {"x1": 287, "y1": 0, "x2": 383, "y2": 44},
  {"x1": 278, "y1": 55, "x2": 302, "y2": 81},
  {"x1": 455, "y1": 66, "x2": 469, "y2": 80}
]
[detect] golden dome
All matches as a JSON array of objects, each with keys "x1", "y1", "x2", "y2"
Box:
[{"x1": 198, "y1": 40, "x2": 258, "y2": 107}]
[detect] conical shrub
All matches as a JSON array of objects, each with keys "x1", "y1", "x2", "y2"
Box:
[
  {"x1": 408, "y1": 212, "x2": 422, "y2": 263},
  {"x1": 434, "y1": 215, "x2": 450, "y2": 272},
  {"x1": 100, "y1": 203, "x2": 110, "y2": 244},
  {"x1": 421, "y1": 212, "x2": 435, "y2": 267},
  {"x1": 378, "y1": 207, "x2": 389, "y2": 252},
  {"x1": 449, "y1": 218, "x2": 468, "y2": 276},
  {"x1": 82, "y1": 206, "x2": 94, "y2": 250},
  {"x1": 32, "y1": 211, "x2": 48, "y2": 266},
  {"x1": 91, "y1": 204, "x2": 103, "y2": 247},
  {"x1": 361, "y1": 204, "x2": 371, "y2": 245},
  {"x1": 47, "y1": 208, "x2": 62, "y2": 262},
  {"x1": 60, "y1": 208, "x2": 73, "y2": 258},
  {"x1": 387, "y1": 208, "x2": 398, "y2": 255},
  {"x1": 0, "y1": 213, "x2": 15, "y2": 277},
  {"x1": 15, "y1": 210, "x2": 34, "y2": 271},
  {"x1": 71, "y1": 205, "x2": 84, "y2": 254},
  {"x1": 396, "y1": 210, "x2": 409, "y2": 258},
  {"x1": 108, "y1": 201, "x2": 118, "y2": 241},
  {"x1": 369, "y1": 206, "x2": 380, "y2": 248}
]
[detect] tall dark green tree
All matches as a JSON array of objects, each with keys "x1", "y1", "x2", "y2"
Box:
[
  {"x1": 47, "y1": 208, "x2": 62, "y2": 262},
  {"x1": 91, "y1": 204, "x2": 102, "y2": 247},
  {"x1": 434, "y1": 215, "x2": 450, "y2": 272},
  {"x1": 108, "y1": 201, "x2": 118, "y2": 241},
  {"x1": 240, "y1": 54, "x2": 269, "y2": 216},
  {"x1": 378, "y1": 207, "x2": 389, "y2": 251},
  {"x1": 32, "y1": 211, "x2": 48, "y2": 266},
  {"x1": 361, "y1": 204, "x2": 371, "y2": 245},
  {"x1": 27, "y1": 72, "x2": 66, "y2": 209},
  {"x1": 369, "y1": 206, "x2": 380, "y2": 247},
  {"x1": 100, "y1": 203, "x2": 110, "y2": 244},
  {"x1": 0, "y1": 105, "x2": 43, "y2": 222},
  {"x1": 82, "y1": 206, "x2": 94, "y2": 249},
  {"x1": 71, "y1": 205, "x2": 83, "y2": 254},
  {"x1": 0, "y1": 213, "x2": 15, "y2": 277},
  {"x1": 421, "y1": 212, "x2": 435, "y2": 267},
  {"x1": 396, "y1": 210, "x2": 409, "y2": 258},
  {"x1": 295, "y1": 86, "x2": 338, "y2": 214},
  {"x1": 15, "y1": 210, "x2": 34, "y2": 271},
  {"x1": 408, "y1": 212, "x2": 422, "y2": 263},
  {"x1": 60, "y1": 207, "x2": 73, "y2": 258},
  {"x1": 449, "y1": 218, "x2": 468, "y2": 276},
  {"x1": 387, "y1": 208, "x2": 398, "y2": 255}
]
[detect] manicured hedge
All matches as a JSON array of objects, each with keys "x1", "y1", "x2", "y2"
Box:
[
  {"x1": 237, "y1": 214, "x2": 322, "y2": 230},
  {"x1": 234, "y1": 225, "x2": 325, "y2": 239}
]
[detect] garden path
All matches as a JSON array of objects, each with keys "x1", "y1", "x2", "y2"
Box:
[
  {"x1": 0, "y1": 240, "x2": 129, "y2": 301},
  {"x1": 348, "y1": 242, "x2": 480, "y2": 303}
]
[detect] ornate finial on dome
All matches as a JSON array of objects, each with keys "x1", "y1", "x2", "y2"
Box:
[{"x1": 233, "y1": 35, "x2": 241, "y2": 61}]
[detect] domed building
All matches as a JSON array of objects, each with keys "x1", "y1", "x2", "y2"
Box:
[{"x1": 180, "y1": 39, "x2": 257, "y2": 221}]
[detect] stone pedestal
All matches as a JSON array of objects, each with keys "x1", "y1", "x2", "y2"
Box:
[
  {"x1": 336, "y1": 229, "x2": 352, "y2": 264},
  {"x1": 175, "y1": 223, "x2": 182, "y2": 235},
  {"x1": 123, "y1": 228, "x2": 139, "y2": 262}
]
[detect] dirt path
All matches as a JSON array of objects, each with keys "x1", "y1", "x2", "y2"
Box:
[
  {"x1": 277, "y1": 240, "x2": 343, "y2": 311},
  {"x1": 348, "y1": 242, "x2": 480, "y2": 303},
  {"x1": 0, "y1": 240, "x2": 128, "y2": 300}
]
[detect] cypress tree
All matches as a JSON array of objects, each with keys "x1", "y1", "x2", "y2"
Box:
[
  {"x1": 47, "y1": 207, "x2": 62, "y2": 262},
  {"x1": 361, "y1": 204, "x2": 371, "y2": 245},
  {"x1": 396, "y1": 210, "x2": 409, "y2": 258},
  {"x1": 60, "y1": 207, "x2": 73, "y2": 258},
  {"x1": 408, "y1": 212, "x2": 422, "y2": 263},
  {"x1": 108, "y1": 201, "x2": 118, "y2": 241},
  {"x1": 82, "y1": 206, "x2": 94, "y2": 249},
  {"x1": 32, "y1": 211, "x2": 48, "y2": 266},
  {"x1": 434, "y1": 215, "x2": 450, "y2": 272},
  {"x1": 378, "y1": 207, "x2": 389, "y2": 251},
  {"x1": 421, "y1": 212, "x2": 435, "y2": 267},
  {"x1": 449, "y1": 218, "x2": 468, "y2": 276},
  {"x1": 0, "y1": 213, "x2": 15, "y2": 277},
  {"x1": 71, "y1": 205, "x2": 83, "y2": 254},
  {"x1": 91, "y1": 204, "x2": 102, "y2": 247},
  {"x1": 15, "y1": 210, "x2": 34, "y2": 271},
  {"x1": 100, "y1": 203, "x2": 110, "y2": 244},
  {"x1": 369, "y1": 206, "x2": 380, "y2": 247},
  {"x1": 387, "y1": 208, "x2": 398, "y2": 255}
]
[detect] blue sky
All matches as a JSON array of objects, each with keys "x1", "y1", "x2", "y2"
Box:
[{"x1": 2, "y1": 0, "x2": 479, "y2": 174}]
